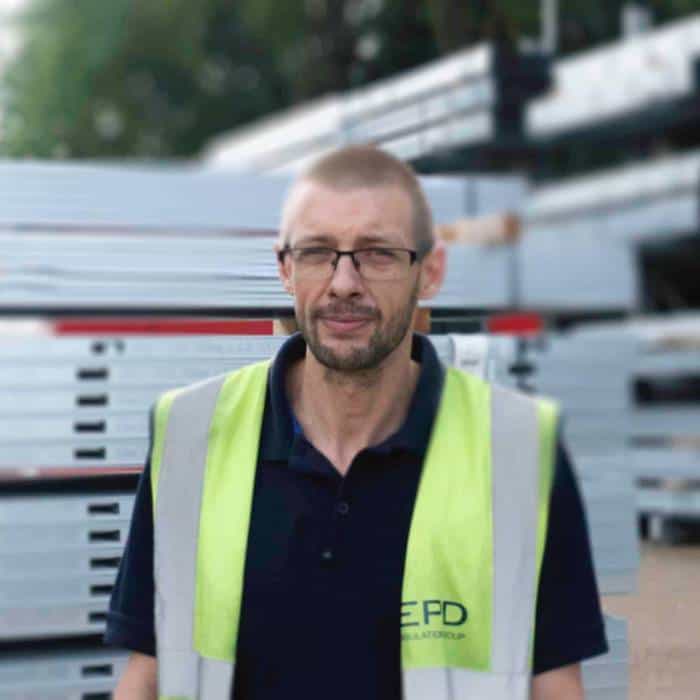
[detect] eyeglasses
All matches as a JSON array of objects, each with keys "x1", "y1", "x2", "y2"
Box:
[{"x1": 278, "y1": 246, "x2": 418, "y2": 281}]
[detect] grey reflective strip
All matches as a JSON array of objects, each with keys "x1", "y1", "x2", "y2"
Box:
[
  {"x1": 200, "y1": 658, "x2": 236, "y2": 699},
  {"x1": 157, "y1": 653, "x2": 235, "y2": 700},
  {"x1": 490, "y1": 385, "x2": 540, "y2": 674},
  {"x1": 449, "y1": 668, "x2": 529, "y2": 698},
  {"x1": 403, "y1": 668, "x2": 449, "y2": 700},
  {"x1": 155, "y1": 374, "x2": 229, "y2": 699},
  {"x1": 403, "y1": 668, "x2": 529, "y2": 700},
  {"x1": 158, "y1": 650, "x2": 199, "y2": 699}
]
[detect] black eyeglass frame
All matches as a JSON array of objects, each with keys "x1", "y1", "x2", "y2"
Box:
[{"x1": 277, "y1": 246, "x2": 419, "y2": 268}]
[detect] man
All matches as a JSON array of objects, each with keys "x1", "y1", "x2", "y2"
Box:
[{"x1": 106, "y1": 146, "x2": 607, "y2": 699}]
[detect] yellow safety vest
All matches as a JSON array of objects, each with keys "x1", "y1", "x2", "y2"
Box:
[{"x1": 151, "y1": 361, "x2": 557, "y2": 700}]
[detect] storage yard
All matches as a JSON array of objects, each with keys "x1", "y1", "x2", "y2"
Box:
[
  {"x1": 1, "y1": 9, "x2": 700, "y2": 699},
  {"x1": 605, "y1": 542, "x2": 700, "y2": 700}
]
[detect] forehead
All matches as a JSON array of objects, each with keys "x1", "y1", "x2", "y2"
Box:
[{"x1": 287, "y1": 182, "x2": 413, "y2": 246}]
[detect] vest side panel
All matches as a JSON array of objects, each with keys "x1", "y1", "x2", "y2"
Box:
[
  {"x1": 151, "y1": 388, "x2": 181, "y2": 510},
  {"x1": 403, "y1": 666, "x2": 529, "y2": 700},
  {"x1": 401, "y1": 367, "x2": 493, "y2": 671},
  {"x1": 529, "y1": 398, "x2": 559, "y2": 666},
  {"x1": 489, "y1": 385, "x2": 557, "y2": 680},
  {"x1": 536, "y1": 398, "x2": 558, "y2": 578},
  {"x1": 194, "y1": 360, "x2": 270, "y2": 661},
  {"x1": 489, "y1": 384, "x2": 540, "y2": 677},
  {"x1": 154, "y1": 374, "x2": 229, "y2": 699}
]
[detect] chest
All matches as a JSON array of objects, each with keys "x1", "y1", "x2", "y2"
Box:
[{"x1": 240, "y1": 453, "x2": 422, "y2": 599}]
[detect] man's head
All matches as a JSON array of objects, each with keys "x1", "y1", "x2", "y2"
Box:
[{"x1": 277, "y1": 145, "x2": 445, "y2": 373}]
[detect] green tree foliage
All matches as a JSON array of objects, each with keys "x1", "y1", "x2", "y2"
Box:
[
  {"x1": 1, "y1": 0, "x2": 287, "y2": 157},
  {"x1": 558, "y1": 0, "x2": 700, "y2": 54},
  {"x1": 2, "y1": 0, "x2": 698, "y2": 158}
]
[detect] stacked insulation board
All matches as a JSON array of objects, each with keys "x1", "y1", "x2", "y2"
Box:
[
  {"x1": 0, "y1": 330, "x2": 633, "y2": 697},
  {"x1": 529, "y1": 328, "x2": 641, "y2": 594},
  {"x1": 525, "y1": 149, "x2": 700, "y2": 245},
  {"x1": 0, "y1": 647, "x2": 128, "y2": 699},
  {"x1": 0, "y1": 491, "x2": 134, "y2": 641},
  {"x1": 0, "y1": 229, "x2": 515, "y2": 314},
  {"x1": 527, "y1": 14, "x2": 700, "y2": 141},
  {"x1": 527, "y1": 326, "x2": 639, "y2": 700},
  {"x1": 205, "y1": 44, "x2": 549, "y2": 172},
  {"x1": 0, "y1": 334, "x2": 516, "y2": 473},
  {"x1": 518, "y1": 148, "x2": 700, "y2": 313},
  {"x1": 536, "y1": 315, "x2": 700, "y2": 490},
  {"x1": 0, "y1": 158, "x2": 651, "y2": 317},
  {"x1": 583, "y1": 616, "x2": 630, "y2": 700},
  {"x1": 624, "y1": 316, "x2": 700, "y2": 533},
  {"x1": 0, "y1": 162, "x2": 525, "y2": 315}
]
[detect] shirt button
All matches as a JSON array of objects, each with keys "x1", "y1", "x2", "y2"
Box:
[{"x1": 336, "y1": 501, "x2": 350, "y2": 516}]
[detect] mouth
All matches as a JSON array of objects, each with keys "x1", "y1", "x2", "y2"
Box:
[{"x1": 319, "y1": 316, "x2": 374, "y2": 334}]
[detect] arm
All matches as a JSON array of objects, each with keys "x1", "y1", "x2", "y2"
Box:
[
  {"x1": 531, "y1": 438, "x2": 608, "y2": 682},
  {"x1": 103, "y1": 419, "x2": 159, "y2": 695},
  {"x1": 114, "y1": 652, "x2": 158, "y2": 700},
  {"x1": 531, "y1": 663, "x2": 585, "y2": 700}
]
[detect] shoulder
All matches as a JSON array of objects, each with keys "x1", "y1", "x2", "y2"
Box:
[
  {"x1": 153, "y1": 361, "x2": 271, "y2": 422},
  {"x1": 446, "y1": 368, "x2": 560, "y2": 429}
]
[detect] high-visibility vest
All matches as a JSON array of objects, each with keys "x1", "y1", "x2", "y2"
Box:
[{"x1": 151, "y1": 361, "x2": 558, "y2": 700}]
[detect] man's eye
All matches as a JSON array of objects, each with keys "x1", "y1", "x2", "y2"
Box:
[
  {"x1": 364, "y1": 248, "x2": 398, "y2": 261},
  {"x1": 296, "y1": 248, "x2": 334, "y2": 263}
]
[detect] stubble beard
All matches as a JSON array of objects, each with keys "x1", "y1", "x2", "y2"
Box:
[{"x1": 297, "y1": 284, "x2": 419, "y2": 375}]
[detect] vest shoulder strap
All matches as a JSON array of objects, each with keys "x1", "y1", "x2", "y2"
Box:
[{"x1": 150, "y1": 371, "x2": 230, "y2": 506}]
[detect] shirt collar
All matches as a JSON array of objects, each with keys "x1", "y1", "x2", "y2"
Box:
[{"x1": 260, "y1": 332, "x2": 445, "y2": 461}]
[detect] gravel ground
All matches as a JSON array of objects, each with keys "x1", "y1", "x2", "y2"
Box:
[{"x1": 602, "y1": 539, "x2": 700, "y2": 700}]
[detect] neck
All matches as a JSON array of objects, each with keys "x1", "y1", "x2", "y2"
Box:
[{"x1": 287, "y1": 335, "x2": 419, "y2": 475}]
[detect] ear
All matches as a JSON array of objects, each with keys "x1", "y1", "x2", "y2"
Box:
[
  {"x1": 417, "y1": 239, "x2": 446, "y2": 301},
  {"x1": 275, "y1": 242, "x2": 295, "y2": 296}
]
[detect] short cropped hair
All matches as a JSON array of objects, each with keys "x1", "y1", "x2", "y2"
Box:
[{"x1": 280, "y1": 145, "x2": 435, "y2": 258}]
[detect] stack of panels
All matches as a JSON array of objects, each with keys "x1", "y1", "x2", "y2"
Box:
[
  {"x1": 632, "y1": 448, "x2": 700, "y2": 482},
  {"x1": 0, "y1": 334, "x2": 517, "y2": 472},
  {"x1": 518, "y1": 149, "x2": 700, "y2": 313},
  {"x1": 623, "y1": 316, "x2": 700, "y2": 519},
  {"x1": 631, "y1": 348, "x2": 700, "y2": 446},
  {"x1": 579, "y1": 474, "x2": 640, "y2": 595},
  {"x1": 0, "y1": 163, "x2": 523, "y2": 229},
  {"x1": 516, "y1": 149, "x2": 700, "y2": 312},
  {"x1": 0, "y1": 332, "x2": 631, "y2": 597},
  {"x1": 0, "y1": 492, "x2": 134, "y2": 640},
  {"x1": 525, "y1": 149, "x2": 700, "y2": 245},
  {"x1": 582, "y1": 616, "x2": 630, "y2": 700},
  {"x1": 0, "y1": 332, "x2": 627, "y2": 695},
  {"x1": 528, "y1": 329, "x2": 640, "y2": 596},
  {"x1": 0, "y1": 232, "x2": 513, "y2": 312},
  {"x1": 0, "y1": 647, "x2": 128, "y2": 699},
  {"x1": 519, "y1": 233, "x2": 637, "y2": 312},
  {"x1": 584, "y1": 316, "x2": 700, "y2": 482},
  {"x1": 533, "y1": 313, "x2": 700, "y2": 516},
  {"x1": 0, "y1": 162, "x2": 527, "y2": 314},
  {"x1": 528, "y1": 14, "x2": 700, "y2": 139},
  {"x1": 530, "y1": 330, "x2": 637, "y2": 459},
  {"x1": 205, "y1": 44, "x2": 549, "y2": 171},
  {"x1": 0, "y1": 335, "x2": 286, "y2": 470}
]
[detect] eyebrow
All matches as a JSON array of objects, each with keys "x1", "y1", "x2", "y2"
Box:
[
  {"x1": 355, "y1": 233, "x2": 405, "y2": 247},
  {"x1": 291, "y1": 232, "x2": 406, "y2": 247},
  {"x1": 291, "y1": 233, "x2": 336, "y2": 246}
]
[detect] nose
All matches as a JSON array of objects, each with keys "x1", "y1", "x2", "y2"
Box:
[{"x1": 328, "y1": 252, "x2": 364, "y2": 297}]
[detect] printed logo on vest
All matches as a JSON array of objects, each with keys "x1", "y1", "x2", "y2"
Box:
[{"x1": 400, "y1": 600, "x2": 468, "y2": 642}]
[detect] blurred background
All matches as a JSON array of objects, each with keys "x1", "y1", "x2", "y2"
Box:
[{"x1": 1, "y1": 1, "x2": 700, "y2": 698}]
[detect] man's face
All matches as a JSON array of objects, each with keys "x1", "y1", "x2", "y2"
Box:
[{"x1": 278, "y1": 182, "x2": 425, "y2": 372}]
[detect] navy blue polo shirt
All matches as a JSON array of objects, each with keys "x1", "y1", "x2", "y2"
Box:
[{"x1": 105, "y1": 333, "x2": 608, "y2": 698}]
